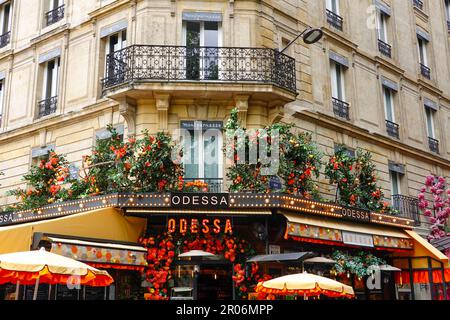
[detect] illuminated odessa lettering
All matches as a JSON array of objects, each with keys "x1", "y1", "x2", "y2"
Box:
[
  {"x1": 167, "y1": 218, "x2": 233, "y2": 235},
  {"x1": 170, "y1": 193, "x2": 230, "y2": 210}
]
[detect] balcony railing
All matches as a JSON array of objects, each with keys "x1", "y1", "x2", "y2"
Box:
[
  {"x1": 45, "y1": 4, "x2": 65, "y2": 26},
  {"x1": 447, "y1": 20, "x2": 450, "y2": 31},
  {"x1": 428, "y1": 137, "x2": 439, "y2": 154},
  {"x1": 378, "y1": 39, "x2": 392, "y2": 58},
  {"x1": 413, "y1": 0, "x2": 424, "y2": 10},
  {"x1": 184, "y1": 178, "x2": 224, "y2": 193},
  {"x1": 420, "y1": 63, "x2": 431, "y2": 79},
  {"x1": 386, "y1": 120, "x2": 400, "y2": 139},
  {"x1": 392, "y1": 195, "x2": 421, "y2": 225},
  {"x1": 0, "y1": 31, "x2": 10, "y2": 48},
  {"x1": 326, "y1": 9, "x2": 343, "y2": 30},
  {"x1": 38, "y1": 96, "x2": 58, "y2": 118},
  {"x1": 101, "y1": 45, "x2": 297, "y2": 94},
  {"x1": 332, "y1": 97, "x2": 350, "y2": 120}
]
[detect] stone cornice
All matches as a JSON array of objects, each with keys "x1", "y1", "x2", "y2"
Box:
[
  {"x1": 296, "y1": 110, "x2": 450, "y2": 169},
  {"x1": 0, "y1": 99, "x2": 117, "y2": 144}
]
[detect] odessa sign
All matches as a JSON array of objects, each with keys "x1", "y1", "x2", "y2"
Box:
[
  {"x1": 0, "y1": 212, "x2": 14, "y2": 224},
  {"x1": 171, "y1": 193, "x2": 229, "y2": 210},
  {"x1": 340, "y1": 207, "x2": 371, "y2": 223},
  {"x1": 168, "y1": 218, "x2": 233, "y2": 235}
]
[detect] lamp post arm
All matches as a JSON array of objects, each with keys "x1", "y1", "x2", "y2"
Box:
[{"x1": 279, "y1": 27, "x2": 311, "y2": 54}]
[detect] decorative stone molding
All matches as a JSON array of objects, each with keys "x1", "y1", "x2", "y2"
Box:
[
  {"x1": 229, "y1": 0, "x2": 235, "y2": 18},
  {"x1": 155, "y1": 94, "x2": 171, "y2": 131},
  {"x1": 170, "y1": 0, "x2": 176, "y2": 17},
  {"x1": 39, "y1": 129, "x2": 47, "y2": 148},
  {"x1": 268, "y1": 101, "x2": 284, "y2": 124},
  {"x1": 234, "y1": 95, "x2": 249, "y2": 127},
  {"x1": 118, "y1": 97, "x2": 137, "y2": 137}
]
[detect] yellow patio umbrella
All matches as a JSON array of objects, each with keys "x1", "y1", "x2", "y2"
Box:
[
  {"x1": 0, "y1": 248, "x2": 114, "y2": 300},
  {"x1": 255, "y1": 272, "x2": 355, "y2": 299}
]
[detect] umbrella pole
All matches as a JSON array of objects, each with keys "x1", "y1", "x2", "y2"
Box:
[
  {"x1": 15, "y1": 281, "x2": 20, "y2": 301},
  {"x1": 33, "y1": 277, "x2": 40, "y2": 301}
]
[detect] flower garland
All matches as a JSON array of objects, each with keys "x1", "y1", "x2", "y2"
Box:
[{"x1": 139, "y1": 232, "x2": 271, "y2": 300}]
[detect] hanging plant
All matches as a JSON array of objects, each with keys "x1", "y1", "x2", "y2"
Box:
[{"x1": 331, "y1": 250, "x2": 386, "y2": 279}]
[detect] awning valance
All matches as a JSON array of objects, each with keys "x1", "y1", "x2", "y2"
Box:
[
  {"x1": 394, "y1": 230, "x2": 449, "y2": 265},
  {"x1": 247, "y1": 252, "x2": 314, "y2": 263},
  {"x1": 0, "y1": 208, "x2": 146, "y2": 255},
  {"x1": 40, "y1": 236, "x2": 147, "y2": 269},
  {"x1": 283, "y1": 212, "x2": 413, "y2": 250}
]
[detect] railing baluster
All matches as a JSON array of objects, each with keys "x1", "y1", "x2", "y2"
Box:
[{"x1": 101, "y1": 46, "x2": 297, "y2": 94}]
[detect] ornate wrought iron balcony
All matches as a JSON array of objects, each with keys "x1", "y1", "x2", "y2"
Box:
[
  {"x1": 332, "y1": 97, "x2": 350, "y2": 120},
  {"x1": 420, "y1": 63, "x2": 431, "y2": 79},
  {"x1": 378, "y1": 39, "x2": 392, "y2": 58},
  {"x1": 386, "y1": 120, "x2": 399, "y2": 139},
  {"x1": 413, "y1": 0, "x2": 424, "y2": 10},
  {"x1": 45, "y1": 5, "x2": 65, "y2": 26},
  {"x1": 0, "y1": 31, "x2": 10, "y2": 48},
  {"x1": 101, "y1": 45, "x2": 297, "y2": 94},
  {"x1": 428, "y1": 137, "x2": 439, "y2": 154},
  {"x1": 184, "y1": 178, "x2": 224, "y2": 193},
  {"x1": 326, "y1": 9, "x2": 343, "y2": 31},
  {"x1": 392, "y1": 195, "x2": 420, "y2": 226},
  {"x1": 38, "y1": 96, "x2": 58, "y2": 118}
]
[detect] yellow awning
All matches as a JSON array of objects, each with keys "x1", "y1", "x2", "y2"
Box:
[
  {"x1": 393, "y1": 230, "x2": 449, "y2": 269},
  {"x1": 283, "y1": 212, "x2": 408, "y2": 238},
  {"x1": 0, "y1": 208, "x2": 146, "y2": 254}
]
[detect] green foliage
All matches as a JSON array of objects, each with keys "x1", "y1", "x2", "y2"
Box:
[
  {"x1": 332, "y1": 250, "x2": 386, "y2": 278},
  {"x1": 7, "y1": 152, "x2": 73, "y2": 211},
  {"x1": 128, "y1": 131, "x2": 184, "y2": 192},
  {"x1": 74, "y1": 126, "x2": 184, "y2": 197},
  {"x1": 225, "y1": 108, "x2": 322, "y2": 197},
  {"x1": 324, "y1": 145, "x2": 395, "y2": 213}
]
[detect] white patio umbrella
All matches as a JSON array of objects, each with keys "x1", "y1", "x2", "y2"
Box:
[{"x1": 0, "y1": 248, "x2": 114, "y2": 300}]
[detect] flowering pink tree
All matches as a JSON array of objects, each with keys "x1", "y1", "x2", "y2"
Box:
[{"x1": 418, "y1": 176, "x2": 450, "y2": 257}]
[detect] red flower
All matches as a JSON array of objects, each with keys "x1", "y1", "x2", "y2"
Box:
[
  {"x1": 124, "y1": 162, "x2": 132, "y2": 170},
  {"x1": 49, "y1": 185, "x2": 61, "y2": 195},
  {"x1": 288, "y1": 179, "x2": 295, "y2": 186},
  {"x1": 50, "y1": 157, "x2": 58, "y2": 166},
  {"x1": 333, "y1": 163, "x2": 339, "y2": 170},
  {"x1": 158, "y1": 180, "x2": 167, "y2": 191}
]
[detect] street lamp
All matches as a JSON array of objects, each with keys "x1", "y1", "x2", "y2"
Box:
[{"x1": 280, "y1": 27, "x2": 323, "y2": 54}]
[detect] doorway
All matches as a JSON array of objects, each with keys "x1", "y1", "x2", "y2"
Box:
[{"x1": 173, "y1": 261, "x2": 233, "y2": 300}]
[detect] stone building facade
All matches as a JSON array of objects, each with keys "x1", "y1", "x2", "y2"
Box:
[{"x1": 0, "y1": 0, "x2": 449, "y2": 236}]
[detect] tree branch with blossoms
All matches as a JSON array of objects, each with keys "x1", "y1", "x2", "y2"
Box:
[{"x1": 418, "y1": 176, "x2": 450, "y2": 256}]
